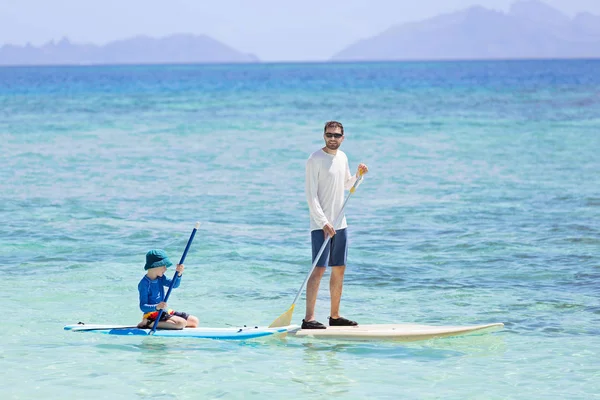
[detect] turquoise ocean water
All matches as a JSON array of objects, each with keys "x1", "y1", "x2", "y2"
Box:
[{"x1": 1, "y1": 60, "x2": 599, "y2": 399}]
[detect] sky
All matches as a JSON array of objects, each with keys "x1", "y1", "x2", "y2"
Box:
[{"x1": 1, "y1": 0, "x2": 599, "y2": 61}]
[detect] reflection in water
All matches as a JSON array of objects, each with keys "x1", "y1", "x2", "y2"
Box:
[
  {"x1": 273, "y1": 331, "x2": 506, "y2": 356},
  {"x1": 90, "y1": 330, "x2": 505, "y2": 359}
]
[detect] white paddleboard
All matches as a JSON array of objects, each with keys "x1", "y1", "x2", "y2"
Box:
[
  {"x1": 288, "y1": 322, "x2": 504, "y2": 341},
  {"x1": 64, "y1": 323, "x2": 299, "y2": 340}
]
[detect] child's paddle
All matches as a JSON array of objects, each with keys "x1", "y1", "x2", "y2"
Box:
[{"x1": 150, "y1": 222, "x2": 200, "y2": 334}]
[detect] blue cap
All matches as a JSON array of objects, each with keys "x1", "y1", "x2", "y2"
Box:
[{"x1": 144, "y1": 249, "x2": 173, "y2": 270}]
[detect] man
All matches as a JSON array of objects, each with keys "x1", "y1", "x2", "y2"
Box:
[{"x1": 303, "y1": 121, "x2": 368, "y2": 329}]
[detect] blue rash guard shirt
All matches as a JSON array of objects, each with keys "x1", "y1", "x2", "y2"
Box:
[{"x1": 138, "y1": 274, "x2": 181, "y2": 313}]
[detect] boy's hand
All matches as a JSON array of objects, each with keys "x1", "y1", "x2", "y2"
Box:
[
  {"x1": 176, "y1": 264, "x2": 184, "y2": 276},
  {"x1": 156, "y1": 301, "x2": 167, "y2": 310}
]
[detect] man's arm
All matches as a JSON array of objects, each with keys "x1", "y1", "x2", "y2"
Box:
[
  {"x1": 305, "y1": 157, "x2": 329, "y2": 228},
  {"x1": 344, "y1": 160, "x2": 358, "y2": 190}
]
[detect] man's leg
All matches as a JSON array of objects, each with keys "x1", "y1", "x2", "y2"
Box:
[
  {"x1": 329, "y1": 265, "x2": 346, "y2": 319},
  {"x1": 303, "y1": 229, "x2": 329, "y2": 328},
  {"x1": 304, "y1": 267, "x2": 326, "y2": 322},
  {"x1": 327, "y1": 228, "x2": 357, "y2": 326}
]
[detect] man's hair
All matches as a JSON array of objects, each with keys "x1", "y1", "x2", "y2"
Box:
[{"x1": 324, "y1": 121, "x2": 344, "y2": 135}]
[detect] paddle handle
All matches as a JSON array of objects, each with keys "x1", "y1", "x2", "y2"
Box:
[
  {"x1": 150, "y1": 222, "x2": 200, "y2": 333},
  {"x1": 291, "y1": 172, "x2": 364, "y2": 305}
]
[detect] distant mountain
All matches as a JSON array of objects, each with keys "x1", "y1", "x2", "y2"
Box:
[
  {"x1": 331, "y1": 0, "x2": 600, "y2": 61},
  {"x1": 0, "y1": 34, "x2": 259, "y2": 66}
]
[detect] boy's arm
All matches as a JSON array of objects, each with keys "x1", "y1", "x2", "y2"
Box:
[{"x1": 161, "y1": 274, "x2": 181, "y2": 289}]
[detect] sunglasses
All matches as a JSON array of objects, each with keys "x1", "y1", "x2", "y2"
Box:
[{"x1": 325, "y1": 133, "x2": 343, "y2": 139}]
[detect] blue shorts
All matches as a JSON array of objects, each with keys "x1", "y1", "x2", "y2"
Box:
[{"x1": 311, "y1": 228, "x2": 348, "y2": 267}]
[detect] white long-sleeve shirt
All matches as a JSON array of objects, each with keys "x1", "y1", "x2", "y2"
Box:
[{"x1": 305, "y1": 148, "x2": 357, "y2": 231}]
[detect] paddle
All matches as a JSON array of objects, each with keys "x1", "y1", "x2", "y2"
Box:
[
  {"x1": 150, "y1": 222, "x2": 200, "y2": 334},
  {"x1": 269, "y1": 171, "x2": 365, "y2": 328}
]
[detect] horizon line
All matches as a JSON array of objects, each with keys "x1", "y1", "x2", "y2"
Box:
[{"x1": 1, "y1": 57, "x2": 600, "y2": 69}]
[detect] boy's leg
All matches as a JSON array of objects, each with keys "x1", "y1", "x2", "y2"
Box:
[
  {"x1": 185, "y1": 315, "x2": 199, "y2": 328},
  {"x1": 156, "y1": 315, "x2": 186, "y2": 330},
  {"x1": 137, "y1": 318, "x2": 151, "y2": 329},
  {"x1": 171, "y1": 311, "x2": 198, "y2": 328},
  {"x1": 141, "y1": 311, "x2": 186, "y2": 330}
]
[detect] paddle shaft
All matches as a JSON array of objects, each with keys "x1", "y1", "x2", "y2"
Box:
[
  {"x1": 290, "y1": 173, "x2": 364, "y2": 306},
  {"x1": 150, "y1": 222, "x2": 200, "y2": 334}
]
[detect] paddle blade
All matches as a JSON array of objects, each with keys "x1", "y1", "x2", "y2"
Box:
[{"x1": 269, "y1": 304, "x2": 295, "y2": 328}]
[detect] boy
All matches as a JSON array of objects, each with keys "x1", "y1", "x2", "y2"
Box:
[{"x1": 137, "y1": 249, "x2": 199, "y2": 330}]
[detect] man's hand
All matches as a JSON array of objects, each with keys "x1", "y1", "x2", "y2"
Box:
[
  {"x1": 357, "y1": 163, "x2": 369, "y2": 177},
  {"x1": 323, "y1": 223, "x2": 336, "y2": 237}
]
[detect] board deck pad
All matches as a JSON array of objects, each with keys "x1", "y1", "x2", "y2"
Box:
[{"x1": 289, "y1": 323, "x2": 504, "y2": 341}]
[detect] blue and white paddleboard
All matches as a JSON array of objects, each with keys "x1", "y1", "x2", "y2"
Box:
[
  {"x1": 65, "y1": 322, "x2": 503, "y2": 342},
  {"x1": 64, "y1": 323, "x2": 299, "y2": 340}
]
